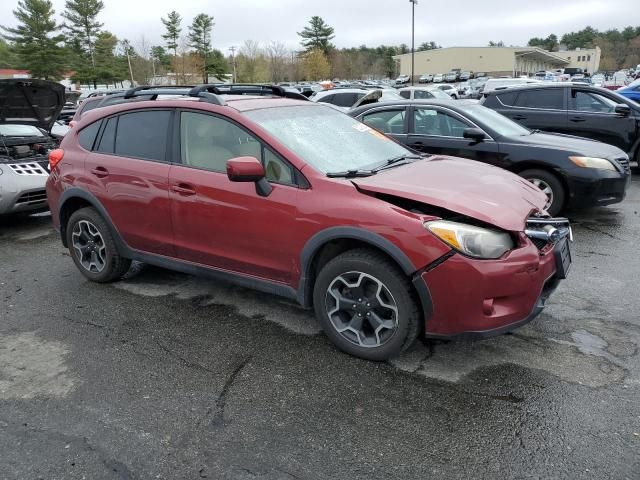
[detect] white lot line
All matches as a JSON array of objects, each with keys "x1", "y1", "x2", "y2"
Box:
[
  {"x1": 0, "y1": 332, "x2": 75, "y2": 399},
  {"x1": 115, "y1": 271, "x2": 636, "y2": 388}
]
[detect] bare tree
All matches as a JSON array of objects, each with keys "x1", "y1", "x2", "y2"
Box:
[{"x1": 265, "y1": 41, "x2": 288, "y2": 83}]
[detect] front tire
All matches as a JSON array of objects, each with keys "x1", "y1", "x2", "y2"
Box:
[
  {"x1": 519, "y1": 169, "x2": 565, "y2": 216},
  {"x1": 313, "y1": 249, "x2": 421, "y2": 361},
  {"x1": 66, "y1": 207, "x2": 131, "y2": 283}
]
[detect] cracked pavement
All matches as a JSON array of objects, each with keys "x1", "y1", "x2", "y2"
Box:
[{"x1": 1, "y1": 178, "x2": 639, "y2": 479}]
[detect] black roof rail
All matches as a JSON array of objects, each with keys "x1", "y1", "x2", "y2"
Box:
[
  {"x1": 191, "y1": 83, "x2": 308, "y2": 101},
  {"x1": 123, "y1": 85, "x2": 196, "y2": 99}
]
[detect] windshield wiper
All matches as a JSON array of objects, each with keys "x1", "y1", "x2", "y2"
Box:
[
  {"x1": 370, "y1": 154, "x2": 422, "y2": 173},
  {"x1": 326, "y1": 169, "x2": 373, "y2": 178}
]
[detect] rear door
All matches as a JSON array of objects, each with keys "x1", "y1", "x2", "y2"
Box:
[
  {"x1": 405, "y1": 106, "x2": 504, "y2": 165},
  {"x1": 498, "y1": 88, "x2": 567, "y2": 133},
  {"x1": 168, "y1": 110, "x2": 301, "y2": 283},
  {"x1": 567, "y1": 88, "x2": 637, "y2": 152},
  {"x1": 84, "y1": 109, "x2": 175, "y2": 256}
]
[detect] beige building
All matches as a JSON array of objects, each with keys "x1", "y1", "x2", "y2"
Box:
[
  {"x1": 393, "y1": 46, "x2": 599, "y2": 80},
  {"x1": 553, "y1": 47, "x2": 601, "y2": 74}
]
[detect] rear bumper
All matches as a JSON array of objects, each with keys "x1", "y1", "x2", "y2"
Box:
[
  {"x1": 420, "y1": 241, "x2": 560, "y2": 338},
  {"x1": 565, "y1": 171, "x2": 630, "y2": 209}
]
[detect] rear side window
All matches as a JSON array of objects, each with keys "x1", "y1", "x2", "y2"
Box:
[
  {"x1": 79, "y1": 100, "x2": 101, "y2": 116},
  {"x1": 496, "y1": 91, "x2": 518, "y2": 106},
  {"x1": 399, "y1": 90, "x2": 411, "y2": 99},
  {"x1": 514, "y1": 89, "x2": 564, "y2": 109},
  {"x1": 114, "y1": 111, "x2": 171, "y2": 161},
  {"x1": 96, "y1": 117, "x2": 116, "y2": 153},
  {"x1": 78, "y1": 121, "x2": 101, "y2": 151}
]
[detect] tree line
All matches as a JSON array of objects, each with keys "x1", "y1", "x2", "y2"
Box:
[
  {"x1": 0, "y1": 2, "x2": 442, "y2": 86},
  {"x1": 527, "y1": 26, "x2": 640, "y2": 71}
]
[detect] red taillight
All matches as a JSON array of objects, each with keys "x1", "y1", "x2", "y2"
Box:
[
  {"x1": 49, "y1": 148, "x2": 64, "y2": 170},
  {"x1": 69, "y1": 120, "x2": 77, "y2": 128}
]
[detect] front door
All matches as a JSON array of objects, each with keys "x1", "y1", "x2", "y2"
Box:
[
  {"x1": 405, "y1": 106, "x2": 504, "y2": 167},
  {"x1": 168, "y1": 110, "x2": 301, "y2": 283},
  {"x1": 568, "y1": 88, "x2": 637, "y2": 152},
  {"x1": 84, "y1": 110, "x2": 175, "y2": 257}
]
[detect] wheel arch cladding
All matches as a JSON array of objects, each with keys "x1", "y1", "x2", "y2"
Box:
[
  {"x1": 58, "y1": 188, "x2": 129, "y2": 253},
  {"x1": 297, "y1": 227, "x2": 433, "y2": 321}
]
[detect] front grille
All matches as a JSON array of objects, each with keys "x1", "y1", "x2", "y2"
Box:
[
  {"x1": 8, "y1": 162, "x2": 49, "y2": 176},
  {"x1": 614, "y1": 156, "x2": 631, "y2": 174},
  {"x1": 15, "y1": 189, "x2": 47, "y2": 205},
  {"x1": 525, "y1": 216, "x2": 572, "y2": 252}
]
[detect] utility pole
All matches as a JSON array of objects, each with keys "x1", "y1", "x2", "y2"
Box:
[
  {"x1": 410, "y1": 0, "x2": 418, "y2": 86},
  {"x1": 229, "y1": 46, "x2": 237, "y2": 83}
]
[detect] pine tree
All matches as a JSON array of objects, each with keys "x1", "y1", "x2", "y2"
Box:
[
  {"x1": 1, "y1": 0, "x2": 67, "y2": 79},
  {"x1": 62, "y1": 0, "x2": 104, "y2": 68},
  {"x1": 188, "y1": 13, "x2": 214, "y2": 83},
  {"x1": 161, "y1": 11, "x2": 182, "y2": 60},
  {"x1": 298, "y1": 16, "x2": 335, "y2": 54}
]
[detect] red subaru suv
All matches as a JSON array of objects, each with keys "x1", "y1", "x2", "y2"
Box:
[{"x1": 46, "y1": 85, "x2": 572, "y2": 361}]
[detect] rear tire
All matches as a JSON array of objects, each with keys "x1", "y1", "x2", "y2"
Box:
[
  {"x1": 313, "y1": 249, "x2": 421, "y2": 361},
  {"x1": 519, "y1": 169, "x2": 565, "y2": 216},
  {"x1": 66, "y1": 207, "x2": 131, "y2": 283}
]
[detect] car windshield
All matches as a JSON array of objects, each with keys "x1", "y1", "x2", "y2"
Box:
[
  {"x1": 245, "y1": 105, "x2": 410, "y2": 173},
  {"x1": 0, "y1": 124, "x2": 44, "y2": 137},
  {"x1": 464, "y1": 105, "x2": 531, "y2": 137}
]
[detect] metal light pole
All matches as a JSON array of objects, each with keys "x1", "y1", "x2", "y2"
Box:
[{"x1": 410, "y1": 0, "x2": 418, "y2": 86}]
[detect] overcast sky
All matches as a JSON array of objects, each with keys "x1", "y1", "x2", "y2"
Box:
[{"x1": 0, "y1": 0, "x2": 634, "y2": 53}]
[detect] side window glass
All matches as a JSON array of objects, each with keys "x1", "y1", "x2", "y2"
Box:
[
  {"x1": 332, "y1": 93, "x2": 359, "y2": 108},
  {"x1": 181, "y1": 112, "x2": 260, "y2": 172},
  {"x1": 414, "y1": 90, "x2": 433, "y2": 99},
  {"x1": 264, "y1": 148, "x2": 294, "y2": 185},
  {"x1": 399, "y1": 90, "x2": 411, "y2": 99},
  {"x1": 316, "y1": 94, "x2": 334, "y2": 104},
  {"x1": 514, "y1": 89, "x2": 564, "y2": 109},
  {"x1": 571, "y1": 91, "x2": 616, "y2": 113},
  {"x1": 78, "y1": 120, "x2": 101, "y2": 151},
  {"x1": 413, "y1": 109, "x2": 470, "y2": 137},
  {"x1": 362, "y1": 109, "x2": 406, "y2": 134},
  {"x1": 114, "y1": 111, "x2": 171, "y2": 161},
  {"x1": 96, "y1": 117, "x2": 116, "y2": 153},
  {"x1": 496, "y1": 91, "x2": 518, "y2": 106}
]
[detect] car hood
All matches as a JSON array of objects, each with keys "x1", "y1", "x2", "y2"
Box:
[
  {"x1": 0, "y1": 79, "x2": 65, "y2": 131},
  {"x1": 352, "y1": 156, "x2": 547, "y2": 231},
  {"x1": 507, "y1": 131, "x2": 626, "y2": 158}
]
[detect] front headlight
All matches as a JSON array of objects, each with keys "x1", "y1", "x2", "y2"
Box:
[
  {"x1": 426, "y1": 220, "x2": 514, "y2": 259},
  {"x1": 569, "y1": 156, "x2": 616, "y2": 171}
]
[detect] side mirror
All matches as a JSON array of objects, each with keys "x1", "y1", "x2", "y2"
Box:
[
  {"x1": 226, "y1": 156, "x2": 272, "y2": 197},
  {"x1": 614, "y1": 104, "x2": 631, "y2": 116},
  {"x1": 463, "y1": 127, "x2": 487, "y2": 141}
]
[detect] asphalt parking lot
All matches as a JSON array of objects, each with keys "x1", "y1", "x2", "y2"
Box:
[{"x1": 1, "y1": 178, "x2": 639, "y2": 480}]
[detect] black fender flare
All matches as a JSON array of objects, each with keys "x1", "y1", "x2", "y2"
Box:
[
  {"x1": 297, "y1": 226, "x2": 433, "y2": 320},
  {"x1": 58, "y1": 188, "x2": 131, "y2": 255}
]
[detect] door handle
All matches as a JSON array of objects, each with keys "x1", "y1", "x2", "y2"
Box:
[
  {"x1": 569, "y1": 117, "x2": 586, "y2": 123},
  {"x1": 512, "y1": 115, "x2": 527, "y2": 121},
  {"x1": 171, "y1": 183, "x2": 196, "y2": 196},
  {"x1": 90, "y1": 166, "x2": 109, "y2": 178}
]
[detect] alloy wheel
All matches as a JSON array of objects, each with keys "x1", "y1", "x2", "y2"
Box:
[
  {"x1": 528, "y1": 178, "x2": 554, "y2": 210},
  {"x1": 325, "y1": 271, "x2": 399, "y2": 348},
  {"x1": 71, "y1": 220, "x2": 107, "y2": 273}
]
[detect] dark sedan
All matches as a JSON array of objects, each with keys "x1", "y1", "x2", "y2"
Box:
[{"x1": 349, "y1": 100, "x2": 631, "y2": 215}]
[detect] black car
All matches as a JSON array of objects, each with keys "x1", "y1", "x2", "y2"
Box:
[
  {"x1": 480, "y1": 83, "x2": 640, "y2": 167},
  {"x1": 349, "y1": 99, "x2": 631, "y2": 215}
]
